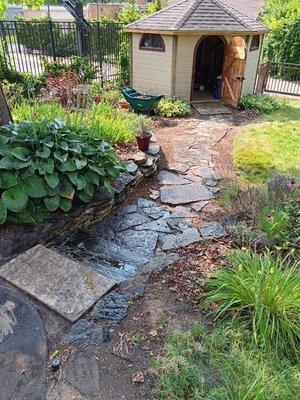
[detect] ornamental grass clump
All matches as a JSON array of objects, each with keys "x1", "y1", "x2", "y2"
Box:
[
  {"x1": 205, "y1": 250, "x2": 300, "y2": 361},
  {"x1": 0, "y1": 119, "x2": 125, "y2": 225}
]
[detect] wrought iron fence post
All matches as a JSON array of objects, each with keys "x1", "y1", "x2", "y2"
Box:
[
  {"x1": 97, "y1": 21, "x2": 103, "y2": 87},
  {"x1": 48, "y1": 19, "x2": 57, "y2": 62}
]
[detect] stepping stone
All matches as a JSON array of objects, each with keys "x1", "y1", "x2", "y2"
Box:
[
  {"x1": 191, "y1": 200, "x2": 209, "y2": 212},
  {"x1": 91, "y1": 291, "x2": 128, "y2": 324},
  {"x1": 200, "y1": 222, "x2": 228, "y2": 239},
  {"x1": 0, "y1": 245, "x2": 116, "y2": 321},
  {"x1": 118, "y1": 203, "x2": 138, "y2": 215},
  {"x1": 117, "y1": 229, "x2": 158, "y2": 256},
  {"x1": 114, "y1": 211, "x2": 149, "y2": 231},
  {"x1": 135, "y1": 218, "x2": 173, "y2": 234},
  {"x1": 160, "y1": 183, "x2": 214, "y2": 205},
  {"x1": 161, "y1": 228, "x2": 202, "y2": 250},
  {"x1": 189, "y1": 166, "x2": 220, "y2": 180},
  {"x1": 47, "y1": 381, "x2": 87, "y2": 400},
  {"x1": 66, "y1": 352, "x2": 100, "y2": 396},
  {"x1": 0, "y1": 289, "x2": 47, "y2": 400},
  {"x1": 66, "y1": 319, "x2": 109, "y2": 351},
  {"x1": 166, "y1": 162, "x2": 191, "y2": 174},
  {"x1": 157, "y1": 171, "x2": 191, "y2": 185},
  {"x1": 169, "y1": 206, "x2": 197, "y2": 218}
]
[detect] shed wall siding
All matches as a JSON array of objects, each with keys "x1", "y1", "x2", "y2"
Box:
[
  {"x1": 131, "y1": 34, "x2": 173, "y2": 97},
  {"x1": 242, "y1": 34, "x2": 263, "y2": 95}
]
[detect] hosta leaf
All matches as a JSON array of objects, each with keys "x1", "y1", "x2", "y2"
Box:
[
  {"x1": 0, "y1": 136, "x2": 9, "y2": 146},
  {"x1": 89, "y1": 163, "x2": 105, "y2": 176},
  {"x1": 59, "y1": 141, "x2": 68, "y2": 151},
  {"x1": 106, "y1": 165, "x2": 119, "y2": 179},
  {"x1": 0, "y1": 145, "x2": 11, "y2": 156},
  {"x1": 0, "y1": 156, "x2": 15, "y2": 169},
  {"x1": 59, "y1": 178, "x2": 75, "y2": 200},
  {"x1": 45, "y1": 172, "x2": 59, "y2": 189},
  {"x1": 84, "y1": 183, "x2": 94, "y2": 198},
  {"x1": 74, "y1": 157, "x2": 87, "y2": 169},
  {"x1": 60, "y1": 197, "x2": 72, "y2": 212},
  {"x1": 57, "y1": 159, "x2": 77, "y2": 172},
  {"x1": 11, "y1": 146, "x2": 29, "y2": 161},
  {"x1": 85, "y1": 171, "x2": 99, "y2": 186},
  {"x1": 54, "y1": 150, "x2": 68, "y2": 163},
  {"x1": 67, "y1": 172, "x2": 87, "y2": 190},
  {"x1": 69, "y1": 142, "x2": 81, "y2": 154},
  {"x1": 0, "y1": 171, "x2": 18, "y2": 189},
  {"x1": 2, "y1": 187, "x2": 28, "y2": 212},
  {"x1": 13, "y1": 159, "x2": 32, "y2": 170},
  {"x1": 36, "y1": 146, "x2": 51, "y2": 158},
  {"x1": 39, "y1": 159, "x2": 55, "y2": 174},
  {"x1": 33, "y1": 208, "x2": 51, "y2": 223},
  {"x1": 0, "y1": 200, "x2": 7, "y2": 224},
  {"x1": 44, "y1": 195, "x2": 60, "y2": 212},
  {"x1": 66, "y1": 133, "x2": 81, "y2": 142},
  {"x1": 43, "y1": 136, "x2": 54, "y2": 148},
  {"x1": 77, "y1": 191, "x2": 92, "y2": 203},
  {"x1": 103, "y1": 178, "x2": 114, "y2": 194},
  {"x1": 21, "y1": 175, "x2": 48, "y2": 198},
  {"x1": 82, "y1": 145, "x2": 97, "y2": 155}
]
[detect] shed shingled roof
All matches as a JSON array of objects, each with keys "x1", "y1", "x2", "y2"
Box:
[{"x1": 124, "y1": 0, "x2": 269, "y2": 34}]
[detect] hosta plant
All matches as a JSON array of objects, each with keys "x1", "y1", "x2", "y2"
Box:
[{"x1": 0, "y1": 119, "x2": 125, "y2": 225}]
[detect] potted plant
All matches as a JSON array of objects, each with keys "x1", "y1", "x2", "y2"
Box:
[
  {"x1": 133, "y1": 115, "x2": 152, "y2": 152},
  {"x1": 92, "y1": 83, "x2": 102, "y2": 104},
  {"x1": 118, "y1": 99, "x2": 130, "y2": 109}
]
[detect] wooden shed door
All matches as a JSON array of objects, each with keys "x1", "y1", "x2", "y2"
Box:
[{"x1": 221, "y1": 36, "x2": 247, "y2": 108}]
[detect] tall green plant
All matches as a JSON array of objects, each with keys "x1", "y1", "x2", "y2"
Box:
[{"x1": 205, "y1": 250, "x2": 300, "y2": 361}]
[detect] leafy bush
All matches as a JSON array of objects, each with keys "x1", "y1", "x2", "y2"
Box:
[
  {"x1": 118, "y1": 4, "x2": 142, "y2": 25},
  {"x1": 101, "y1": 89, "x2": 123, "y2": 106},
  {"x1": 43, "y1": 57, "x2": 96, "y2": 84},
  {"x1": 1, "y1": 80, "x2": 25, "y2": 108},
  {"x1": 153, "y1": 323, "x2": 300, "y2": 400},
  {"x1": 239, "y1": 94, "x2": 283, "y2": 114},
  {"x1": 13, "y1": 101, "x2": 137, "y2": 143},
  {"x1": 0, "y1": 119, "x2": 125, "y2": 225},
  {"x1": 205, "y1": 250, "x2": 300, "y2": 361},
  {"x1": 156, "y1": 97, "x2": 191, "y2": 117}
]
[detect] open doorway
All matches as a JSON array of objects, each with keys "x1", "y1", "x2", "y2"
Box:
[{"x1": 191, "y1": 35, "x2": 226, "y2": 102}]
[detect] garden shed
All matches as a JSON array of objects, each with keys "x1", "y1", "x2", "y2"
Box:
[{"x1": 124, "y1": 0, "x2": 269, "y2": 107}]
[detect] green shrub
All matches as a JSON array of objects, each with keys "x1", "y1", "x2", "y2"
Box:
[
  {"x1": 258, "y1": 204, "x2": 291, "y2": 247},
  {"x1": 153, "y1": 323, "x2": 300, "y2": 400},
  {"x1": 0, "y1": 119, "x2": 125, "y2": 225},
  {"x1": 101, "y1": 89, "x2": 123, "y2": 106},
  {"x1": 1, "y1": 80, "x2": 25, "y2": 108},
  {"x1": 12, "y1": 101, "x2": 138, "y2": 143},
  {"x1": 205, "y1": 250, "x2": 300, "y2": 361},
  {"x1": 156, "y1": 97, "x2": 191, "y2": 117},
  {"x1": 239, "y1": 94, "x2": 283, "y2": 114}
]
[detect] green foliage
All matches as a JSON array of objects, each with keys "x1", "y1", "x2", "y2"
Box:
[
  {"x1": 0, "y1": 119, "x2": 125, "y2": 225},
  {"x1": 1, "y1": 80, "x2": 25, "y2": 108},
  {"x1": 205, "y1": 250, "x2": 300, "y2": 361},
  {"x1": 43, "y1": 56, "x2": 97, "y2": 83},
  {"x1": 118, "y1": 40, "x2": 130, "y2": 85},
  {"x1": 12, "y1": 101, "x2": 137, "y2": 143},
  {"x1": 261, "y1": 0, "x2": 300, "y2": 64},
  {"x1": 101, "y1": 89, "x2": 123, "y2": 106},
  {"x1": 118, "y1": 4, "x2": 142, "y2": 25},
  {"x1": 233, "y1": 100, "x2": 300, "y2": 184},
  {"x1": 153, "y1": 322, "x2": 300, "y2": 400},
  {"x1": 147, "y1": 0, "x2": 162, "y2": 15},
  {"x1": 132, "y1": 114, "x2": 152, "y2": 137},
  {"x1": 258, "y1": 204, "x2": 291, "y2": 246},
  {"x1": 156, "y1": 97, "x2": 191, "y2": 117},
  {"x1": 239, "y1": 94, "x2": 283, "y2": 114}
]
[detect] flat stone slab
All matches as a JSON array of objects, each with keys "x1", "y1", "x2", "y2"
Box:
[
  {"x1": 193, "y1": 102, "x2": 232, "y2": 116},
  {"x1": 0, "y1": 245, "x2": 116, "y2": 321},
  {"x1": 161, "y1": 228, "x2": 202, "y2": 250},
  {"x1": 160, "y1": 183, "x2": 214, "y2": 205},
  {"x1": 157, "y1": 171, "x2": 191, "y2": 185},
  {"x1": 200, "y1": 222, "x2": 228, "y2": 239},
  {"x1": 191, "y1": 200, "x2": 209, "y2": 212},
  {"x1": 189, "y1": 166, "x2": 220, "y2": 180},
  {"x1": 66, "y1": 319, "x2": 109, "y2": 351},
  {"x1": 0, "y1": 289, "x2": 47, "y2": 400},
  {"x1": 91, "y1": 291, "x2": 128, "y2": 324}
]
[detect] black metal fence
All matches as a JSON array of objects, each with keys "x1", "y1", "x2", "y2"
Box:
[
  {"x1": 0, "y1": 20, "x2": 130, "y2": 84},
  {"x1": 256, "y1": 61, "x2": 300, "y2": 96}
]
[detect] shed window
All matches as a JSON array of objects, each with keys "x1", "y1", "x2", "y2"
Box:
[
  {"x1": 139, "y1": 34, "x2": 165, "y2": 51},
  {"x1": 250, "y1": 35, "x2": 260, "y2": 51}
]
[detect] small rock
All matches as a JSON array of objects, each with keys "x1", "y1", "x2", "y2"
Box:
[
  {"x1": 161, "y1": 228, "x2": 202, "y2": 250},
  {"x1": 207, "y1": 186, "x2": 220, "y2": 194},
  {"x1": 144, "y1": 154, "x2": 157, "y2": 167},
  {"x1": 150, "y1": 134, "x2": 157, "y2": 142},
  {"x1": 135, "y1": 218, "x2": 173, "y2": 233},
  {"x1": 66, "y1": 319, "x2": 109, "y2": 350},
  {"x1": 91, "y1": 292, "x2": 129, "y2": 324},
  {"x1": 149, "y1": 190, "x2": 160, "y2": 200},
  {"x1": 191, "y1": 201, "x2": 209, "y2": 212},
  {"x1": 142, "y1": 206, "x2": 165, "y2": 220},
  {"x1": 200, "y1": 222, "x2": 227, "y2": 239},
  {"x1": 146, "y1": 143, "x2": 160, "y2": 156},
  {"x1": 132, "y1": 371, "x2": 145, "y2": 383},
  {"x1": 203, "y1": 178, "x2": 218, "y2": 187},
  {"x1": 125, "y1": 160, "x2": 138, "y2": 175},
  {"x1": 223, "y1": 214, "x2": 239, "y2": 226},
  {"x1": 129, "y1": 151, "x2": 146, "y2": 166}
]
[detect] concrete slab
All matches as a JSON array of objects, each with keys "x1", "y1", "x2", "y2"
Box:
[{"x1": 0, "y1": 245, "x2": 116, "y2": 321}]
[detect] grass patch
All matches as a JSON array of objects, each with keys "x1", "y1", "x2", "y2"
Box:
[
  {"x1": 153, "y1": 323, "x2": 300, "y2": 400},
  {"x1": 12, "y1": 101, "x2": 138, "y2": 144},
  {"x1": 205, "y1": 250, "x2": 300, "y2": 361},
  {"x1": 233, "y1": 100, "x2": 300, "y2": 184}
]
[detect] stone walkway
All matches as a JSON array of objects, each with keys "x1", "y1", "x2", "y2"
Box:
[{"x1": 0, "y1": 113, "x2": 233, "y2": 399}]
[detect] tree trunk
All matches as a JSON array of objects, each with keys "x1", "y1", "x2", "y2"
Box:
[{"x1": 0, "y1": 84, "x2": 12, "y2": 126}]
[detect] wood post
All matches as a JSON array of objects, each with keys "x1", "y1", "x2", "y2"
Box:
[{"x1": 0, "y1": 84, "x2": 12, "y2": 126}]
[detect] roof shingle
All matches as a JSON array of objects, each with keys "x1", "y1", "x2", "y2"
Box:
[{"x1": 125, "y1": 0, "x2": 268, "y2": 33}]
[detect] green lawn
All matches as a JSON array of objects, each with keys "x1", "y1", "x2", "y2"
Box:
[{"x1": 233, "y1": 100, "x2": 300, "y2": 184}]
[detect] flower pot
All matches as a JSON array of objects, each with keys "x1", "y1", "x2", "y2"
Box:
[
  {"x1": 136, "y1": 134, "x2": 151, "y2": 152},
  {"x1": 118, "y1": 100, "x2": 130, "y2": 110},
  {"x1": 93, "y1": 95, "x2": 102, "y2": 105}
]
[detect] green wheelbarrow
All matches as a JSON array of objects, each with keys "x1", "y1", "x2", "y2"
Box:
[{"x1": 121, "y1": 86, "x2": 163, "y2": 113}]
